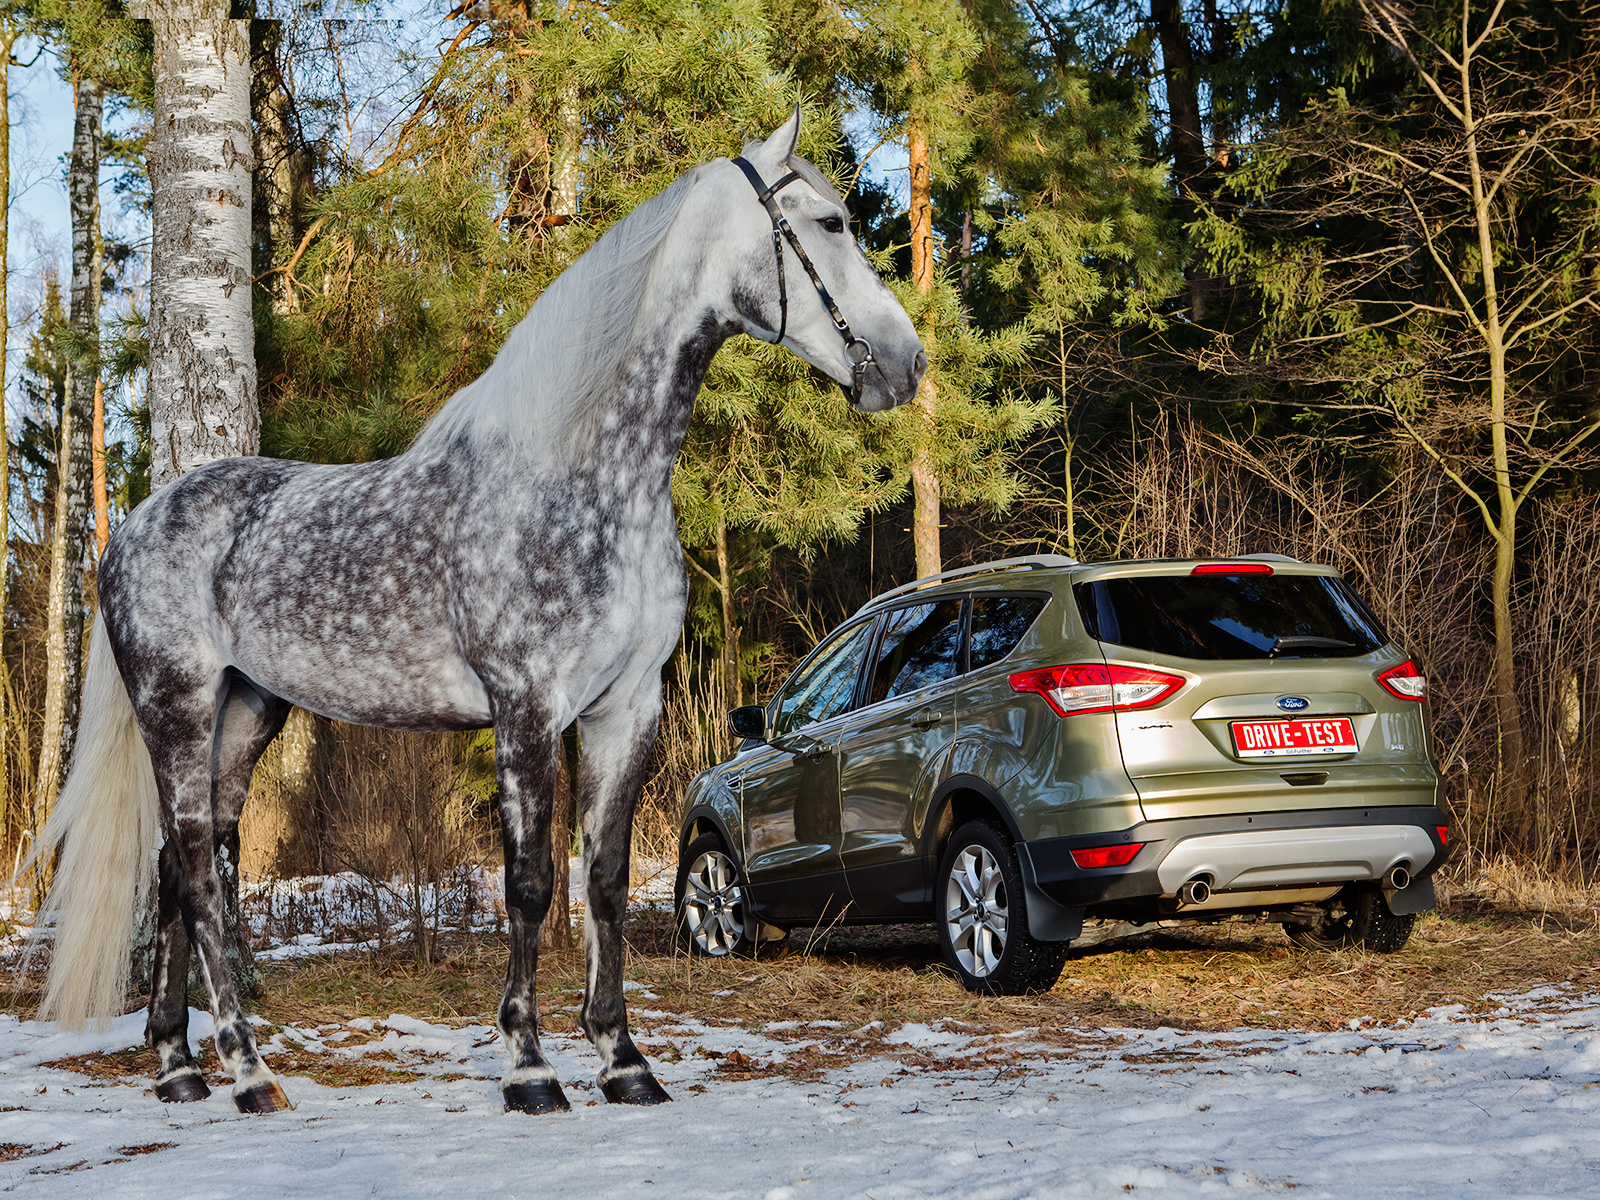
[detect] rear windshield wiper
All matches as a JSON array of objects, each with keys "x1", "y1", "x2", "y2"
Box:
[{"x1": 1270, "y1": 635, "x2": 1354, "y2": 658}]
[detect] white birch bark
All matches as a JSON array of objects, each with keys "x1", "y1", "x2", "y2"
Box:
[
  {"x1": 131, "y1": 1, "x2": 260, "y2": 995},
  {"x1": 0, "y1": 22, "x2": 16, "y2": 838},
  {"x1": 142, "y1": 4, "x2": 257, "y2": 487}
]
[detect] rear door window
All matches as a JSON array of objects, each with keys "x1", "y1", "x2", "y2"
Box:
[
  {"x1": 1074, "y1": 574, "x2": 1386, "y2": 661},
  {"x1": 968, "y1": 595, "x2": 1048, "y2": 670},
  {"x1": 865, "y1": 599, "x2": 965, "y2": 705}
]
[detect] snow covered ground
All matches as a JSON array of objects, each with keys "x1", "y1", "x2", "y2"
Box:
[{"x1": 0, "y1": 985, "x2": 1597, "y2": 1197}]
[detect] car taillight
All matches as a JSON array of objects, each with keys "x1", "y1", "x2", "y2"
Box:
[
  {"x1": 1437, "y1": 825, "x2": 1449, "y2": 845},
  {"x1": 1008, "y1": 663, "x2": 1186, "y2": 717},
  {"x1": 1070, "y1": 842, "x2": 1144, "y2": 869},
  {"x1": 1378, "y1": 659, "x2": 1427, "y2": 701},
  {"x1": 1191, "y1": 562, "x2": 1274, "y2": 575}
]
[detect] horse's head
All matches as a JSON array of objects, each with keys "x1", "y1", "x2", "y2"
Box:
[{"x1": 720, "y1": 107, "x2": 926, "y2": 414}]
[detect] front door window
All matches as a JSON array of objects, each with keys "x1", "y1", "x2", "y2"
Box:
[{"x1": 772, "y1": 620, "x2": 874, "y2": 738}]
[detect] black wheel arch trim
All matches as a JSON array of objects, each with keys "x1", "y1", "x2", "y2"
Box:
[
  {"x1": 679, "y1": 806, "x2": 743, "y2": 871},
  {"x1": 925, "y1": 775, "x2": 1084, "y2": 943}
]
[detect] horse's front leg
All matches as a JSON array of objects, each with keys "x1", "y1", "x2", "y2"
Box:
[
  {"x1": 494, "y1": 713, "x2": 569, "y2": 1114},
  {"x1": 578, "y1": 696, "x2": 671, "y2": 1105}
]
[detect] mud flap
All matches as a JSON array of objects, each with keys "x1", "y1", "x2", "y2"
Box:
[
  {"x1": 1018, "y1": 843, "x2": 1084, "y2": 942},
  {"x1": 1382, "y1": 876, "x2": 1436, "y2": 916}
]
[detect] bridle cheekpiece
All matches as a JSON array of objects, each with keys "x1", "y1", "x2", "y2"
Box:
[{"x1": 732, "y1": 155, "x2": 877, "y2": 404}]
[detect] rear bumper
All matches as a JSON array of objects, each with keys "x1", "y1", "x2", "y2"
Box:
[{"x1": 1020, "y1": 805, "x2": 1450, "y2": 913}]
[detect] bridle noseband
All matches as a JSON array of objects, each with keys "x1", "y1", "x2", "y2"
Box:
[{"x1": 732, "y1": 155, "x2": 877, "y2": 403}]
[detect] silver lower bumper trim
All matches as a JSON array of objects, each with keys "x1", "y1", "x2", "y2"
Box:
[{"x1": 1155, "y1": 824, "x2": 1436, "y2": 893}]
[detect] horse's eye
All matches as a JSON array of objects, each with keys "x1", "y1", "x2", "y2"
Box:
[{"x1": 821, "y1": 215, "x2": 846, "y2": 234}]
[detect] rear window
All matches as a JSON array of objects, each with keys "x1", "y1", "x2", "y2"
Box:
[
  {"x1": 1074, "y1": 574, "x2": 1387, "y2": 661},
  {"x1": 969, "y1": 596, "x2": 1048, "y2": 669}
]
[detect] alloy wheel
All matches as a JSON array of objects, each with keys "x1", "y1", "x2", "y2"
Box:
[
  {"x1": 944, "y1": 844, "x2": 1009, "y2": 977},
  {"x1": 680, "y1": 849, "x2": 745, "y2": 956}
]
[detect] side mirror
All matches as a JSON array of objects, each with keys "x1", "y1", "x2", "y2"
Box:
[{"x1": 728, "y1": 705, "x2": 766, "y2": 740}]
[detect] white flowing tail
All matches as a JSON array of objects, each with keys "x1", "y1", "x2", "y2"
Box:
[{"x1": 24, "y1": 619, "x2": 160, "y2": 1030}]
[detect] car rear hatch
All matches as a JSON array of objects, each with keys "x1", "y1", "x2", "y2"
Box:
[{"x1": 1071, "y1": 560, "x2": 1440, "y2": 822}]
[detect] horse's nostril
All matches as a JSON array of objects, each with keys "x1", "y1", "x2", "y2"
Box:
[{"x1": 912, "y1": 350, "x2": 928, "y2": 379}]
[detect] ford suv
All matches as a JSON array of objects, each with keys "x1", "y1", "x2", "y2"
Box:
[{"x1": 673, "y1": 555, "x2": 1450, "y2": 995}]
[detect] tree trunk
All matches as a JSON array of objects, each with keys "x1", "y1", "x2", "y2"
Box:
[
  {"x1": 907, "y1": 100, "x2": 941, "y2": 580},
  {"x1": 253, "y1": 20, "x2": 314, "y2": 314},
  {"x1": 551, "y1": 80, "x2": 580, "y2": 235},
  {"x1": 714, "y1": 513, "x2": 741, "y2": 707},
  {"x1": 34, "y1": 75, "x2": 103, "y2": 842},
  {"x1": 140, "y1": 2, "x2": 260, "y2": 997},
  {"x1": 539, "y1": 725, "x2": 578, "y2": 951},
  {"x1": 91, "y1": 376, "x2": 109, "y2": 556},
  {"x1": 146, "y1": 5, "x2": 259, "y2": 488},
  {"x1": 1459, "y1": 71, "x2": 1525, "y2": 812},
  {"x1": 0, "y1": 23, "x2": 15, "y2": 849},
  {"x1": 1151, "y1": 0, "x2": 1210, "y2": 322}
]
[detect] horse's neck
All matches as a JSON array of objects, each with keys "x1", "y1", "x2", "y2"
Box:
[{"x1": 565, "y1": 302, "x2": 732, "y2": 486}]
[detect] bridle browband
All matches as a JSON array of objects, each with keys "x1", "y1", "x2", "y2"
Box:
[{"x1": 732, "y1": 155, "x2": 877, "y2": 403}]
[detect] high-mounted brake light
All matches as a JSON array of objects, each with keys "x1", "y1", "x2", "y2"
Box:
[
  {"x1": 1009, "y1": 663, "x2": 1186, "y2": 717},
  {"x1": 1378, "y1": 659, "x2": 1427, "y2": 701},
  {"x1": 1191, "y1": 562, "x2": 1274, "y2": 575},
  {"x1": 1070, "y1": 842, "x2": 1145, "y2": 870}
]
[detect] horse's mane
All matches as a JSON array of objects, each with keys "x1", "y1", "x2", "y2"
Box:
[{"x1": 412, "y1": 168, "x2": 700, "y2": 457}]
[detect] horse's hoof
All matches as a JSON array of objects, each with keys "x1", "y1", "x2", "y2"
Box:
[
  {"x1": 601, "y1": 1073, "x2": 671, "y2": 1105},
  {"x1": 154, "y1": 1072, "x2": 211, "y2": 1104},
  {"x1": 503, "y1": 1079, "x2": 571, "y2": 1114},
  {"x1": 234, "y1": 1079, "x2": 292, "y2": 1114}
]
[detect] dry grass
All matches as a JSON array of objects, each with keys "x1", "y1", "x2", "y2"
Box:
[{"x1": 6, "y1": 889, "x2": 1597, "y2": 1088}]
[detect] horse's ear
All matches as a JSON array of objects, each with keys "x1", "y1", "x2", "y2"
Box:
[{"x1": 761, "y1": 103, "x2": 802, "y2": 164}]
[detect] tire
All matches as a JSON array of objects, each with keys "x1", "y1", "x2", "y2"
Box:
[
  {"x1": 937, "y1": 820, "x2": 1069, "y2": 996},
  {"x1": 1286, "y1": 888, "x2": 1415, "y2": 954},
  {"x1": 675, "y1": 833, "x2": 751, "y2": 957}
]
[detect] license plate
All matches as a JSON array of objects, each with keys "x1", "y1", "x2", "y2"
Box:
[{"x1": 1231, "y1": 717, "x2": 1357, "y2": 758}]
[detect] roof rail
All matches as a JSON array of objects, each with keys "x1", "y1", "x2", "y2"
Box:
[{"x1": 855, "y1": 554, "x2": 1078, "y2": 616}]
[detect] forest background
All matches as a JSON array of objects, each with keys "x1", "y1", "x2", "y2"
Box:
[{"x1": 3, "y1": 0, "x2": 1598, "y2": 962}]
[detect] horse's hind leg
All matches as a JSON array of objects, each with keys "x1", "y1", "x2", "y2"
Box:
[
  {"x1": 577, "y1": 695, "x2": 670, "y2": 1105},
  {"x1": 139, "y1": 669, "x2": 291, "y2": 1113},
  {"x1": 492, "y1": 712, "x2": 569, "y2": 1113}
]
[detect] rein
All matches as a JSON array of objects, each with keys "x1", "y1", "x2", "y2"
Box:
[{"x1": 732, "y1": 155, "x2": 877, "y2": 402}]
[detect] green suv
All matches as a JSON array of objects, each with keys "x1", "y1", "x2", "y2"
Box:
[{"x1": 673, "y1": 555, "x2": 1449, "y2": 994}]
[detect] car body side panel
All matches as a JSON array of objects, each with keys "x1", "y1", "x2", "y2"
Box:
[
  {"x1": 953, "y1": 666, "x2": 1145, "y2": 843},
  {"x1": 739, "y1": 734, "x2": 843, "y2": 882},
  {"x1": 837, "y1": 689, "x2": 956, "y2": 917}
]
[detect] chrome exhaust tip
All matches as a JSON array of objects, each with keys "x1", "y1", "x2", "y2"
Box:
[
  {"x1": 1384, "y1": 864, "x2": 1411, "y2": 891},
  {"x1": 1179, "y1": 878, "x2": 1212, "y2": 906}
]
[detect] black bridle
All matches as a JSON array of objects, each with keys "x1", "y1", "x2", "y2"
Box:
[{"x1": 732, "y1": 155, "x2": 877, "y2": 403}]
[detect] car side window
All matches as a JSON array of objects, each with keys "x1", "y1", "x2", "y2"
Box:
[
  {"x1": 772, "y1": 620, "x2": 874, "y2": 737},
  {"x1": 865, "y1": 599, "x2": 965, "y2": 705},
  {"x1": 968, "y1": 596, "x2": 1047, "y2": 670}
]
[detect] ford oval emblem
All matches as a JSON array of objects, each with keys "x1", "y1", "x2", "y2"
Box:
[{"x1": 1277, "y1": 695, "x2": 1311, "y2": 712}]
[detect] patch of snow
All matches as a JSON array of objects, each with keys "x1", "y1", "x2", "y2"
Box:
[{"x1": 0, "y1": 991, "x2": 1597, "y2": 1195}]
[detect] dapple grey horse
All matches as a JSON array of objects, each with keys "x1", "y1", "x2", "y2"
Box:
[{"x1": 34, "y1": 107, "x2": 924, "y2": 1115}]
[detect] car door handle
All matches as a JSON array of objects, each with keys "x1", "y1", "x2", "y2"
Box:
[{"x1": 910, "y1": 709, "x2": 943, "y2": 729}]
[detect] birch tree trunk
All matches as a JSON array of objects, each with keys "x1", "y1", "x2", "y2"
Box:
[
  {"x1": 135, "y1": 1, "x2": 260, "y2": 997},
  {"x1": 33, "y1": 75, "x2": 102, "y2": 844},
  {"x1": 907, "y1": 96, "x2": 941, "y2": 579},
  {"x1": 146, "y1": 4, "x2": 258, "y2": 488},
  {"x1": 0, "y1": 22, "x2": 15, "y2": 846}
]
